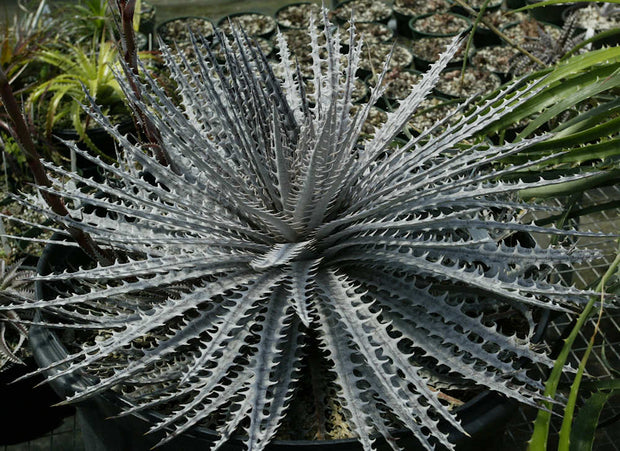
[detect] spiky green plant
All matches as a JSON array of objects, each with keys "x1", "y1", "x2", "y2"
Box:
[
  {"x1": 1, "y1": 13, "x2": 606, "y2": 451},
  {"x1": 26, "y1": 36, "x2": 128, "y2": 156},
  {"x1": 509, "y1": 14, "x2": 583, "y2": 76},
  {"x1": 0, "y1": 259, "x2": 34, "y2": 371}
]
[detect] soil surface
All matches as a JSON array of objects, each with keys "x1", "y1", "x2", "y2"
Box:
[
  {"x1": 436, "y1": 67, "x2": 501, "y2": 98},
  {"x1": 332, "y1": 0, "x2": 392, "y2": 23},
  {"x1": 411, "y1": 13, "x2": 470, "y2": 36},
  {"x1": 276, "y1": 3, "x2": 322, "y2": 28}
]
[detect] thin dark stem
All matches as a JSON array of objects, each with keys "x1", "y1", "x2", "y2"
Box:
[
  {"x1": 113, "y1": 0, "x2": 174, "y2": 170},
  {"x1": 0, "y1": 66, "x2": 112, "y2": 265},
  {"x1": 451, "y1": 0, "x2": 546, "y2": 67},
  {"x1": 118, "y1": 0, "x2": 138, "y2": 70}
]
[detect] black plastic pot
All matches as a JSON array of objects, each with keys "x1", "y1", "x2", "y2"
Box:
[
  {"x1": 32, "y1": 234, "x2": 548, "y2": 450},
  {"x1": 473, "y1": 18, "x2": 505, "y2": 48},
  {"x1": 368, "y1": 69, "x2": 424, "y2": 110},
  {"x1": 217, "y1": 12, "x2": 277, "y2": 38},
  {"x1": 409, "y1": 12, "x2": 472, "y2": 40},
  {"x1": 434, "y1": 67, "x2": 502, "y2": 99},
  {"x1": 526, "y1": 0, "x2": 566, "y2": 26},
  {"x1": 137, "y1": 0, "x2": 157, "y2": 37},
  {"x1": 332, "y1": 0, "x2": 393, "y2": 24},
  {"x1": 392, "y1": 0, "x2": 452, "y2": 38},
  {"x1": 448, "y1": 0, "x2": 502, "y2": 16},
  {"x1": 403, "y1": 95, "x2": 458, "y2": 136},
  {"x1": 212, "y1": 35, "x2": 275, "y2": 62},
  {"x1": 0, "y1": 264, "x2": 74, "y2": 446},
  {"x1": 410, "y1": 36, "x2": 473, "y2": 71},
  {"x1": 0, "y1": 356, "x2": 75, "y2": 445},
  {"x1": 156, "y1": 16, "x2": 216, "y2": 46},
  {"x1": 470, "y1": 45, "x2": 518, "y2": 83},
  {"x1": 505, "y1": 0, "x2": 526, "y2": 9},
  {"x1": 357, "y1": 42, "x2": 414, "y2": 78},
  {"x1": 342, "y1": 21, "x2": 395, "y2": 47},
  {"x1": 275, "y1": 2, "x2": 322, "y2": 29}
]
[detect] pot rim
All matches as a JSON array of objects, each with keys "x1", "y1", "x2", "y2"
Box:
[
  {"x1": 275, "y1": 2, "x2": 323, "y2": 30},
  {"x1": 409, "y1": 12, "x2": 473, "y2": 38},
  {"x1": 156, "y1": 16, "x2": 216, "y2": 43},
  {"x1": 216, "y1": 11, "x2": 278, "y2": 38}
]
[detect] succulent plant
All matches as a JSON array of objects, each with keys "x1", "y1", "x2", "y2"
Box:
[
  {"x1": 0, "y1": 0, "x2": 53, "y2": 84},
  {"x1": 0, "y1": 259, "x2": 34, "y2": 371},
  {"x1": 2, "y1": 13, "x2": 603, "y2": 451},
  {"x1": 509, "y1": 15, "x2": 583, "y2": 76},
  {"x1": 599, "y1": 2, "x2": 620, "y2": 16}
]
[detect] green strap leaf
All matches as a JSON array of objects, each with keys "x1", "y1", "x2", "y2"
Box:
[
  {"x1": 514, "y1": 0, "x2": 620, "y2": 12},
  {"x1": 569, "y1": 388, "x2": 617, "y2": 451},
  {"x1": 518, "y1": 68, "x2": 620, "y2": 139},
  {"x1": 528, "y1": 251, "x2": 620, "y2": 451},
  {"x1": 484, "y1": 48, "x2": 620, "y2": 136}
]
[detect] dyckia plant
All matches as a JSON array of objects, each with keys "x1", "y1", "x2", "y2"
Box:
[
  {"x1": 0, "y1": 259, "x2": 34, "y2": 371},
  {"x1": 1, "y1": 13, "x2": 603, "y2": 451}
]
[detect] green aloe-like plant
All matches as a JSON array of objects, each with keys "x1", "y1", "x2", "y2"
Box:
[
  {"x1": 27, "y1": 36, "x2": 128, "y2": 156},
  {"x1": 1, "y1": 13, "x2": 608, "y2": 451}
]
